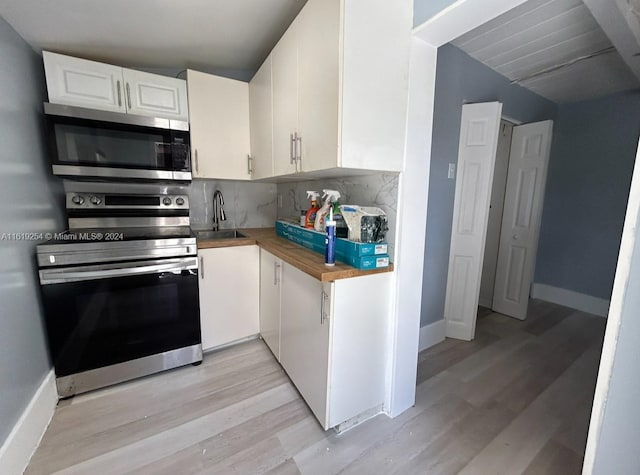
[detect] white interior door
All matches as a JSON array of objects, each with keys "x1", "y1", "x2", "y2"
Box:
[
  {"x1": 444, "y1": 102, "x2": 503, "y2": 341},
  {"x1": 492, "y1": 120, "x2": 553, "y2": 320}
]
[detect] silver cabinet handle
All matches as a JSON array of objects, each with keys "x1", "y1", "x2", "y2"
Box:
[
  {"x1": 274, "y1": 262, "x2": 281, "y2": 285},
  {"x1": 195, "y1": 149, "x2": 199, "y2": 173},
  {"x1": 247, "y1": 154, "x2": 253, "y2": 176},
  {"x1": 200, "y1": 256, "x2": 204, "y2": 279},
  {"x1": 116, "y1": 80, "x2": 122, "y2": 107},
  {"x1": 290, "y1": 133, "x2": 295, "y2": 164},
  {"x1": 296, "y1": 135, "x2": 302, "y2": 170},
  {"x1": 126, "y1": 82, "x2": 132, "y2": 109},
  {"x1": 321, "y1": 290, "x2": 328, "y2": 325}
]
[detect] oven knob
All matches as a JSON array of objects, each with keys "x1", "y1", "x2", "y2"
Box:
[
  {"x1": 90, "y1": 195, "x2": 102, "y2": 205},
  {"x1": 71, "y1": 195, "x2": 85, "y2": 205},
  {"x1": 163, "y1": 197, "x2": 172, "y2": 206},
  {"x1": 176, "y1": 197, "x2": 185, "y2": 206}
]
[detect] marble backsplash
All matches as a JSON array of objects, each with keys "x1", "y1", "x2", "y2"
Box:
[
  {"x1": 189, "y1": 179, "x2": 277, "y2": 230},
  {"x1": 277, "y1": 174, "x2": 399, "y2": 255}
]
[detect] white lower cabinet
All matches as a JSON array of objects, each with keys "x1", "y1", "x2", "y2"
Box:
[
  {"x1": 280, "y1": 264, "x2": 331, "y2": 426},
  {"x1": 260, "y1": 249, "x2": 391, "y2": 430},
  {"x1": 198, "y1": 246, "x2": 259, "y2": 351}
]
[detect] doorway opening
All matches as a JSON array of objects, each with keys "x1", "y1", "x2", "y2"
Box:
[
  {"x1": 443, "y1": 103, "x2": 554, "y2": 341},
  {"x1": 414, "y1": 0, "x2": 640, "y2": 471},
  {"x1": 479, "y1": 119, "x2": 514, "y2": 310}
]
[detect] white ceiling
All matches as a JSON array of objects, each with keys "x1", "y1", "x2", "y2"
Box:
[
  {"x1": 0, "y1": 0, "x2": 307, "y2": 77},
  {"x1": 452, "y1": 0, "x2": 640, "y2": 103}
]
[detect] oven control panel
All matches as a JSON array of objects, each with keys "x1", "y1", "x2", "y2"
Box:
[{"x1": 66, "y1": 193, "x2": 189, "y2": 210}]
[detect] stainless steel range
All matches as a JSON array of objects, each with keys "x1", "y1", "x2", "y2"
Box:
[{"x1": 37, "y1": 184, "x2": 201, "y2": 398}]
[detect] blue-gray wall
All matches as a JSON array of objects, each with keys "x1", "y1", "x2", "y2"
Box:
[
  {"x1": 413, "y1": 0, "x2": 457, "y2": 27},
  {"x1": 0, "y1": 17, "x2": 65, "y2": 445},
  {"x1": 534, "y1": 92, "x2": 640, "y2": 300},
  {"x1": 421, "y1": 44, "x2": 557, "y2": 327}
]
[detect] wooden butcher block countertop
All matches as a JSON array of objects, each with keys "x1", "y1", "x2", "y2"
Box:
[{"x1": 196, "y1": 227, "x2": 394, "y2": 282}]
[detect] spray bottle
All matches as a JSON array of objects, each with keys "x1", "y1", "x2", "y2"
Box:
[
  {"x1": 325, "y1": 205, "x2": 336, "y2": 266},
  {"x1": 314, "y1": 190, "x2": 341, "y2": 232},
  {"x1": 305, "y1": 191, "x2": 321, "y2": 228}
]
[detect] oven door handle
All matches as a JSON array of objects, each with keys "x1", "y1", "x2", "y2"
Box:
[{"x1": 39, "y1": 258, "x2": 198, "y2": 284}]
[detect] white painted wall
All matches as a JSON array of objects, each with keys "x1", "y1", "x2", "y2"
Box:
[
  {"x1": 583, "y1": 139, "x2": 640, "y2": 474},
  {"x1": 388, "y1": 36, "x2": 437, "y2": 415}
]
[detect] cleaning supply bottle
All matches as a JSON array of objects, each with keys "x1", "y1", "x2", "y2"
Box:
[
  {"x1": 314, "y1": 190, "x2": 341, "y2": 232},
  {"x1": 305, "y1": 191, "x2": 321, "y2": 228},
  {"x1": 331, "y1": 196, "x2": 348, "y2": 238},
  {"x1": 324, "y1": 206, "x2": 336, "y2": 266}
]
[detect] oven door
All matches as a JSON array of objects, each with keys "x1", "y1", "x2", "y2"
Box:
[
  {"x1": 39, "y1": 257, "x2": 200, "y2": 378},
  {"x1": 48, "y1": 115, "x2": 191, "y2": 181}
]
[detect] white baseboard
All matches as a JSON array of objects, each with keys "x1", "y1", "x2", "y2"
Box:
[
  {"x1": 531, "y1": 283, "x2": 610, "y2": 317},
  {"x1": 418, "y1": 319, "x2": 446, "y2": 352},
  {"x1": 0, "y1": 370, "x2": 57, "y2": 475}
]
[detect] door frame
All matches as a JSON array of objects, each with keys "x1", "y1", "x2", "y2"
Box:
[
  {"x1": 390, "y1": 0, "x2": 531, "y2": 418},
  {"x1": 445, "y1": 116, "x2": 552, "y2": 338},
  {"x1": 407, "y1": 3, "x2": 639, "y2": 470},
  {"x1": 479, "y1": 119, "x2": 515, "y2": 309}
]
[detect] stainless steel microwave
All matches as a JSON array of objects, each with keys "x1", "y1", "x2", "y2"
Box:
[{"x1": 45, "y1": 103, "x2": 191, "y2": 182}]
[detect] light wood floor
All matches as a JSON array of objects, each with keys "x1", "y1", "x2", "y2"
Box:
[{"x1": 26, "y1": 300, "x2": 606, "y2": 475}]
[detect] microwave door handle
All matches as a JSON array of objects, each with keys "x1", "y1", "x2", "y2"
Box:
[{"x1": 40, "y1": 258, "x2": 198, "y2": 284}]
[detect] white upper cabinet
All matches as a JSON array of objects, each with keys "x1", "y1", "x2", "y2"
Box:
[
  {"x1": 43, "y1": 51, "x2": 125, "y2": 113},
  {"x1": 122, "y1": 69, "x2": 188, "y2": 121},
  {"x1": 187, "y1": 70, "x2": 252, "y2": 180},
  {"x1": 338, "y1": 0, "x2": 410, "y2": 172},
  {"x1": 296, "y1": 0, "x2": 340, "y2": 173},
  {"x1": 43, "y1": 51, "x2": 189, "y2": 121},
  {"x1": 271, "y1": 3, "x2": 341, "y2": 176},
  {"x1": 249, "y1": 56, "x2": 274, "y2": 180},
  {"x1": 272, "y1": 21, "x2": 300, "y2": 177},
  {"x1": 247, "y1": 0, "x2": 410, "y2": 178}
]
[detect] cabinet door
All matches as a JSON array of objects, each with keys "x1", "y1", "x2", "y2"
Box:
[
  {"x1": 259, "y1": 250, "x2": 281, "y2": 359},
  {"x1": 280, "y1": 263, "x2": 330, "y2": 428},
  {"x1": 187, "y1": 70, "x2": 252, "y2": 180},
  {"x1": 43, "y1": 51, "x2": 125, "y2": 113},
  {"x1": 122, "y1": 69, "x2": 189, "y2": 121},
  {"x1": 249, "y1": 56, "x2": 274, "y2": 179},
  {"x1": 272, "y1": 20, "x2": 299, "y2": 176},
  {"x1": 198, "y1": 246, "x2": 260, "y2": 351},
  {"x1": 297, "y1": 0, "x2": 341, "y2": 172}
]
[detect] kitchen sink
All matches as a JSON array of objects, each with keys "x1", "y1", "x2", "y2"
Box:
[{"x1": 195, "y1": 229, "x2": 247, "y2": 240}]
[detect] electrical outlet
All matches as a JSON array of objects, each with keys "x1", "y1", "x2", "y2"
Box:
[
  {"x1": 448, "y1": 163, "x2": 456, "y2": 179},
  {"x1": 277, "y1": 193, "x2": 283, "y2": 208}
]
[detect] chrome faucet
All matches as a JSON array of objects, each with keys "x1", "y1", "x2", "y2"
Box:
[{"x1": 212, "y1": 190, "x2": 226, "y2": 231}]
